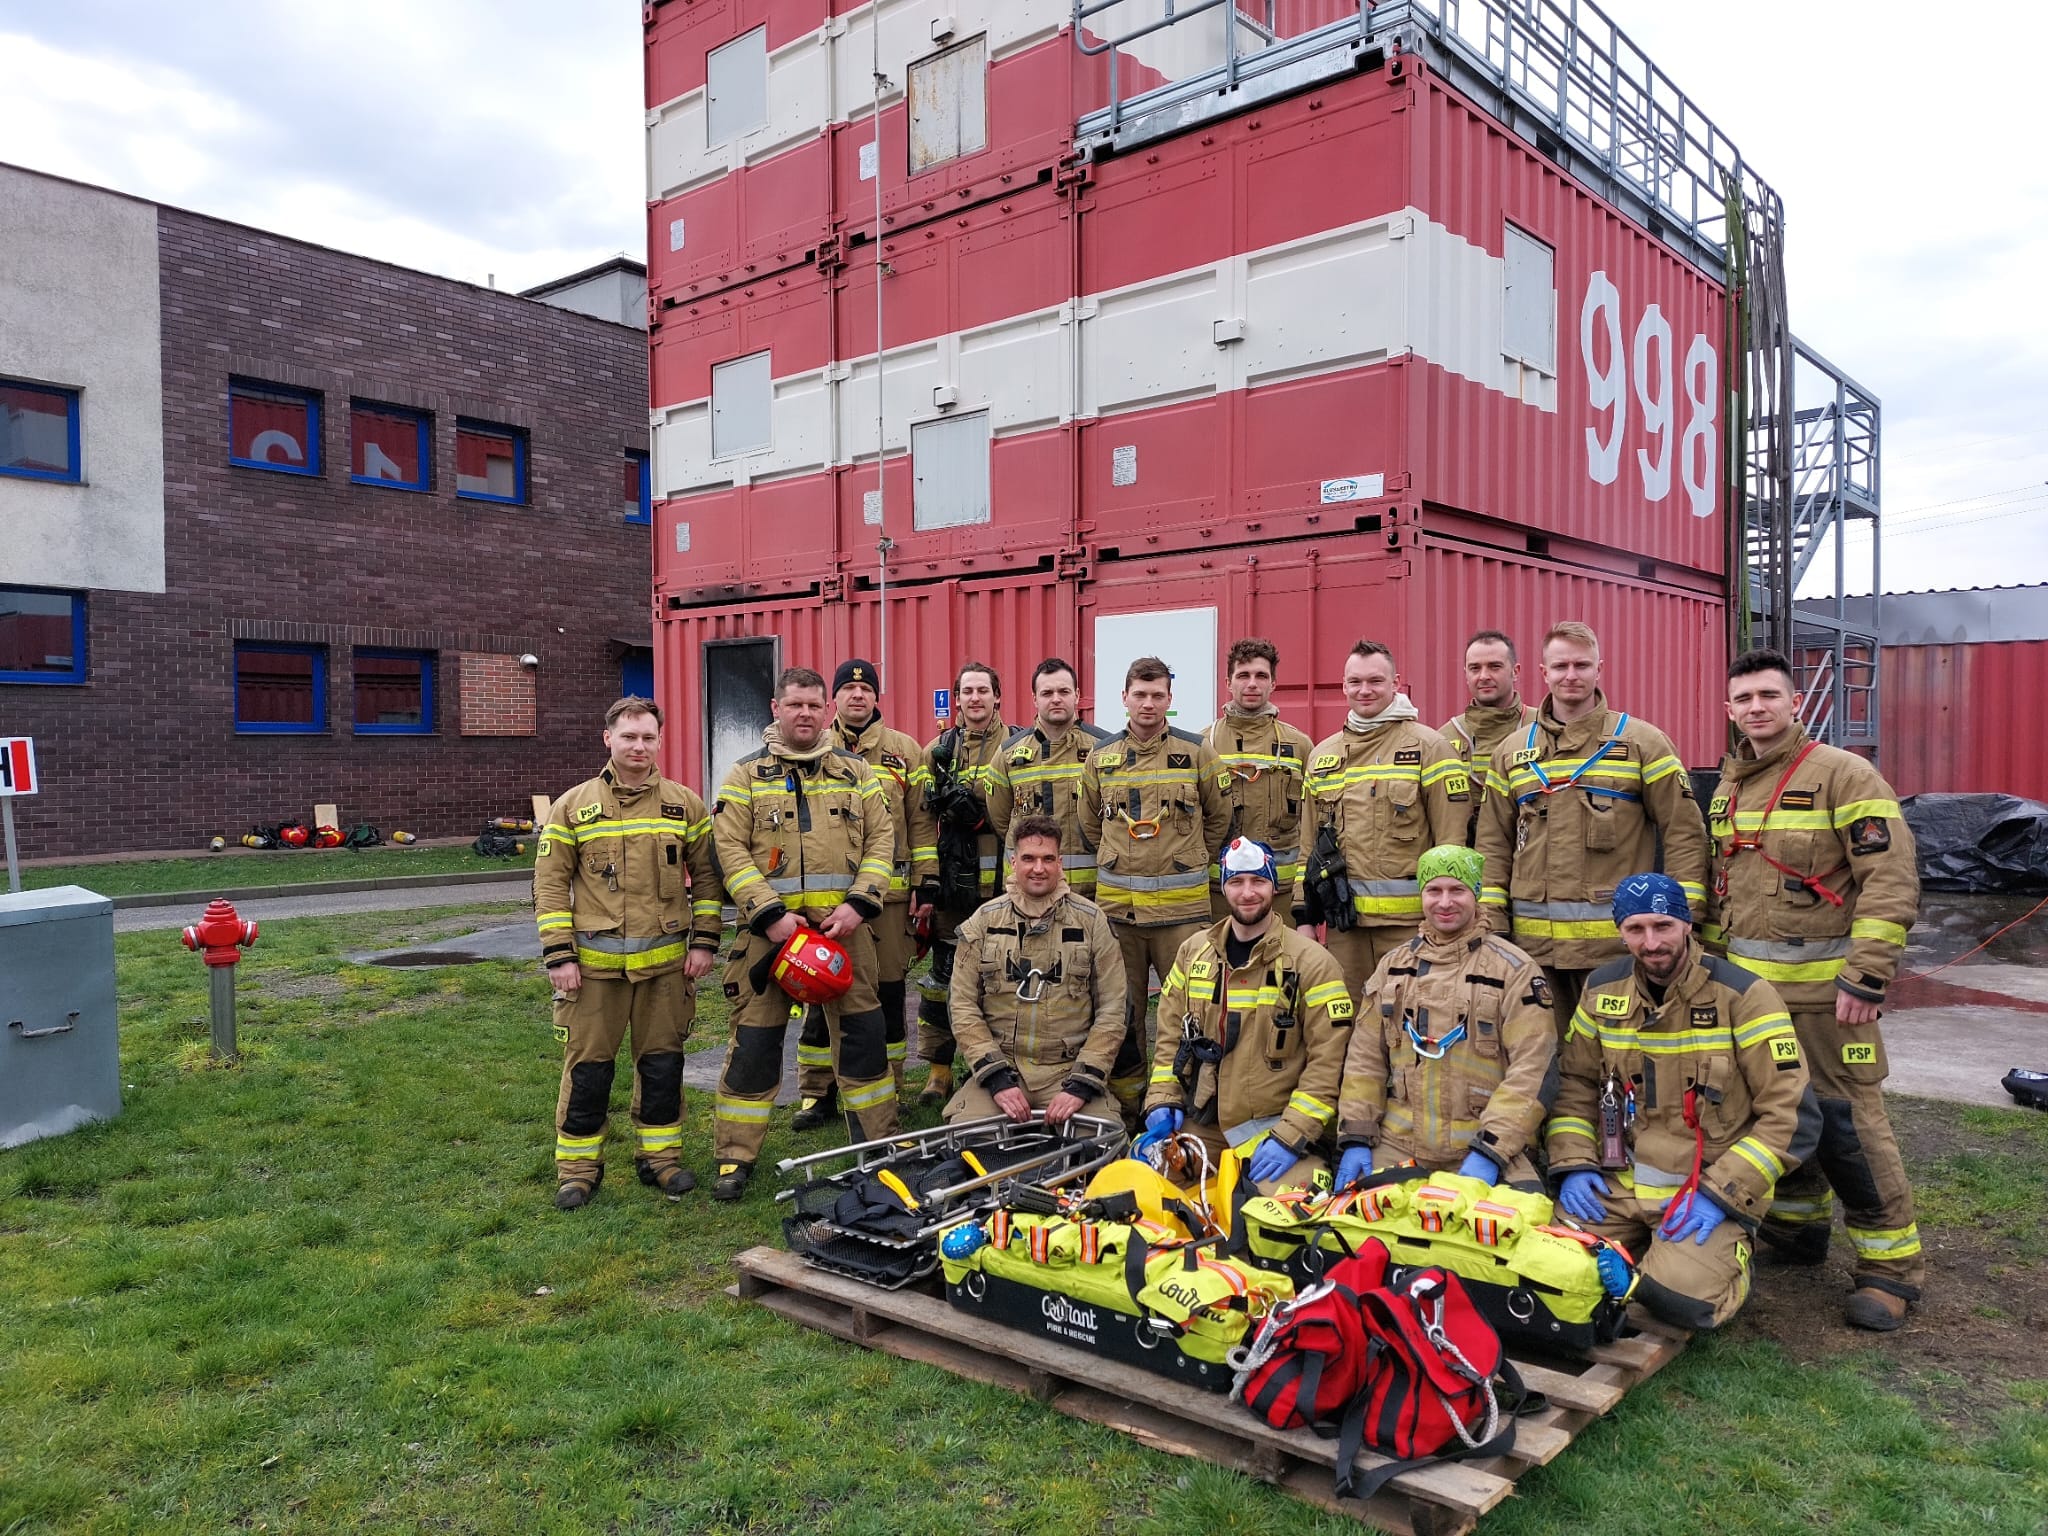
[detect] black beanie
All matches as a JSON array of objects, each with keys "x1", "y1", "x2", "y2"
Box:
[{"x1": 832, "y1": 658, "x2": 881, "y2": 695}]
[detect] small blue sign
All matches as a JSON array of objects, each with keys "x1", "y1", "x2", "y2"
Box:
[{"x1": 933, "y1": 687, "x2": 952, "y2": 720}]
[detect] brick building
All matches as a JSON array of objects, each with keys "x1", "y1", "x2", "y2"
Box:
[{"x1": 0, "y1": 163, "x2": 655, "y2": 859}]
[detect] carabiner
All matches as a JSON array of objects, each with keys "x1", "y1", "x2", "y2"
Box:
[
  {"x1": 1127, "y1": 816, "x2": 1161, "y2": 840},
  {"x1": 1015, "y1": 966, "x2": 1048, "y2": 1003}
]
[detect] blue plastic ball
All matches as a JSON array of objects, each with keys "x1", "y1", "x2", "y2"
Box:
[{"x1": 940, "y1": 1222, "x2": 987, "y2": 1260}]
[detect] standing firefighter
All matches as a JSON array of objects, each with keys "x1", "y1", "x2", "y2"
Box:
[
  {"x1": 911, "y1": 661, "x2": 1010, "y2": 1108},
  {"x1": 1334, "y1": 845, "x2": 1556, "y2": 1189},
  {"x1": 944, "y1": 815, "x2": 1127, "y2": 1125},
  {"x1": 535, "y1": 698, "x2": 724, "y2": 1209},
  {"x1": 1142, "y1": 837, "x2": 1354, "y2": 1192},
  {"x1": 709, "y1": 667, "x2": 900, "y2": 1200},
  {"x1": 791, "y1": 659, "x2": 925, "y2": 1130},
  {"x1": 1299, "y1": 640, "x2": 1470, "y2": 1002},
  {"x1": 985, "y1": 657, "x2": 1109, "y2": 897},
  {"x1": 1080, "y1": 656, "x2": 1234, "y2": 1115},
  {"x1": 1547, "y1": 874, "x2": 1819, "y2": 1331},
  {"x1": 1205, "y1": 638, "x2": 1314, "y2": 923},
  {"x1": 1436, "y1": 629, "x2": 1539, "y2": 847},
  {"x1": 1708, "y1": 648, "x2": 1924, "y2": 1331},
  {"x1": 1476, "y1": 621, "x2": 1709, "y2": 1034}
]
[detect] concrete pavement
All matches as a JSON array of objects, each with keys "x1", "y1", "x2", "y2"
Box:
[{"x1": 114, "y1": 882, "x2": 528, "y2": 934}]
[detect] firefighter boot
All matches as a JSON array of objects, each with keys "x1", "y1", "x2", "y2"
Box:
[
  {"x1": 920, "y1": 1063, "x2": 956, "y2": 1108},
  {"x1": 712, "y1": 1161, "x2": 753, "y2": 1202},
  {"x1": 1846, "y1": 1285, "x2": 1910, "y2": 1333},
  {"x1": 635, "y1": 1159, "x2": 697, "y2": 1196},
  {"x1": 792, "y1": 1085, "x2": 839, "y2": 1132},
  {"x1": 555, "y1": 1165, "x2": 604, "y2": 1211}
]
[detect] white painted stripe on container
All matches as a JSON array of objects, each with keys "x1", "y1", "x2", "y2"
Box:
[
  {"x1": 653, "y1": 205, "x2": 1557, "y2": 496},
  {"x1": 648, "y1": 0, "x2": 1071, "y2": 202}
]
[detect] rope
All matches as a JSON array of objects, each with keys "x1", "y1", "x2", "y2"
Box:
[{"x1": 1898, "y1": 892, "x2": 2048, "y2": 983}]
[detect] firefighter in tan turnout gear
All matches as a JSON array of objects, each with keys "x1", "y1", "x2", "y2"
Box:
[
  {"x1": 1476, "y1": 621, "x2": 1709, "y2": 1033},
  {"x1": 985, "y1": 657, "x2": 1110, "y2": 898},
  {"x1": 1334, "y1": 845, "x2": 1557, "y2": 1190},
  {"x1": 1707, "y1": 648, "x2": 1925, "y2": 1331},
  {"x1": 1300, "y1": 640, "x2": 1471, "y2": 1002},
  {"x1": 1080, "y1": 656, "x2": 1234, "y2": 1115},
  {"x1": 536, "y1": 698, "x2": 724, "y2": 1209},
  {"x1": 1205, "y1": 638, "x2": 1314, "y2": 923},
  {"x1": 911, "y1": 661, "x2": 1009, "y2": 1108},
  {"x1": 943, "y1": 814, "x2": 1127, "y2": 1125},
  {"x1": 1142, "y1": 837, "x2": 1354, "y2": 1192},
  {"x1": 792, "y1": 659, "x2": 923, "y2": 1131},
  {"x1": 1548, "y1": 874, "x2": 1819, "y2": 1331},
  {"x1": 1437, "y1": 629, "x2": 1539, "y2": 846},
  {"x1": 708, "y1": 667, "x2": 900, "y2": 1201}
]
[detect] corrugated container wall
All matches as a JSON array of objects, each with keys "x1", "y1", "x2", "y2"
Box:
[
  {"x1": 1881, "y1": 642, "x2": 2048, "y2": 801},
  {"x1": 647, "y1": 0, "x2": 1733, "y2": 787}
]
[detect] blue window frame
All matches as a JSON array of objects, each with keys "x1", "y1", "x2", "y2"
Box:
[
  {"x1": 353, "y1": 648, "x2": 434, "y2": 735},
  {"x1": 624, "y1": 449, "x2": 651, "y2": 524},
  {"x1": 350, "y1": 401, "x2": 432, "y2": 491},
  {"x1": 455, "y1": 418, "x2": 527, "y2": 504},
  {"x1": 0, "y1": 379, "x2": 82, "y2": 484},
  {"x1": 234, "y1": 643, "x2": 326, "y2": 734},
  {"x1": 229, "y1": 379, "x2": 322, "y2": 476},
  {"x1": 0, "y1": 587, "x2": 87, "y2": 685}
]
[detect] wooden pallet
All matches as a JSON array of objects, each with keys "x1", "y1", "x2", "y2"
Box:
[{"x1": 730, "y1": 1246, "x2": 1688, "y2": 1536}]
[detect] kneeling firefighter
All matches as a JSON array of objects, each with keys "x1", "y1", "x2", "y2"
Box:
[
  {"x1": 1141, "y1": 837, "x2": 1354, "y2": 1193},
  {"x1": 709, "y1": 667, "x2": 901, "y2": 1201},
  {"x1": 1334, "y1": 845, "x2": 1557, "y2": 1190}
]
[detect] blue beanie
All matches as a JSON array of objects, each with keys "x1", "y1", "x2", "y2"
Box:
[
  {"x1": 1612, "y1": 872, "x2": 1691, "y2": 926},
  {"x1": 1219, "y1": 836, "x2": 1277, "y2": 887}
]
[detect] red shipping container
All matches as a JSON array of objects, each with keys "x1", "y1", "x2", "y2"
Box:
[{"x1": 1881, "y1": 642, "x2": 2048, "y2": 801}]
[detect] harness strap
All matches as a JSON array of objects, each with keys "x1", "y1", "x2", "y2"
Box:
[
  {"x1": 1516, "y1": 713, "x2": 1633, "y2": 806},
  {"x1": 1720, "y1": 740, "x2": 1846, "y2": 907}
]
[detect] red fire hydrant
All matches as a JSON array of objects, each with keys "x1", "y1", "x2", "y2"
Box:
[{"x1": 182, "y1": 898, "x2": 258, "y2": 1061}]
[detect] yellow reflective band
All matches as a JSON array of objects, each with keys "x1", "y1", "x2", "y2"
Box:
[
  {"x1": 712, "y1": 1097, "x2": 773, "y2": 1123},
  {"x1": 1733, "y1": 1011, "x2": 1795, "y2": 1048},
  {"x1": 537, "y1": 911, "x2": 573, "y2": 931},
  {"x1": 1548, "y1": 1116, "x2": 1597, "y2": 1143},
  {"x1": 555, "y1": 1132, "x2": 604, "y2": 1160},
  {"x1": 1766, "y1": 1194, "x2": 1833, "y2": 1222},
  {"x1": 886, "y1": 1039, "x2": 907, "y2": 1061},
  {"x1": 576, "y1": 940, "x2": 691, "y2": 972},
  {"x1": 1833, "y1": 799, "x2": 1901, "y2": 826},
  {"x1": 1150, "y1": 1066, "x2": 1179, "y2": 1083},
  {"x1": 1701, "y1": 922, "x2": 1728, "y2": 944},
  {"x1": 1845, "y1": 1223, "x2": 1921, "y2": 1258},
  {"x1": 692, "y1": 901, "x2": 723, "y2": 918},
  {"x1": 1850, "y1": 917, "x2": 1909, "y2": 947},
  {"x1": 1419, "y1": 761, "x2": 1464, "y2": 787},
  {"x1": 1303, "y1": 980, "x2": 1350, "y2": 1010},
  {"x1": 1287, "y1": 1091, "x2": 1334, "y2": 1122},
  {"x1": 637, "y1": 1126, "x2": 684, "y2": 1151},
  {"x1": 1482, "y1": 886, "x2": 1510, "y2": 908},
  {"x1": 1163, "y1": 965, "x2": 1187, "y2": 990},
  {"x1": 1512, "y1": 916, "x2": 1619, "y2": 940},
  {"x1": 1352, "y1": 894, "x2": 1423, "y2": 917},
  {"x1": 1225, "y1": 986, "x2": 1290, "y2": 1009},
  {"x1": 841, "y1": 1079, "x2": 898, "y2": 1112},
  {"x1": 724, "y1": 866, "x2": 766, "y2": 891},
  {"x1": 1642, "y1": 755, "x2": 1685, "y2": 784},
  {"x1": 1676, "y1": 882, "x2": 1706, "y2": 903},
  {"x1": 1734, "y1": 954, "x2": 1847, "y2": 983},
  {"x1": 795, "y1": 1047, "x2": 833, "y2": 1068},
  {"x1": 544, "y1": 821, "x2": 576, "y2": 839},
  {"x1": 1588, "y1": 1023, "x2": 1736, "y2": 1056},
  {"x1": 1729, "y1": 1137, "x2": 1785, "y2": 1183},
  {"x1": 1566, "y1": 1008, "x2": 1600, "y2": 1042}
]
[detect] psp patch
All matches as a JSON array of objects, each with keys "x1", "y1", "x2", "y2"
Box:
[
  {"x1": 1708, "y1": 795, "x2": 1730, "y2": 819},
  {"x1": 1312, "y1": 753, "x2": 1342, "y2": 771},
  {"x1": 1771, "y1": 1037, "x2": 1802, "y2": 1068},
  {"x1": 1842, "y1": 1041, "x2": 1879, "y2": 1066},
  {"x1": 1510, "y1": 747, "x2": 1540, "y2": 767},
  {"x1": 1444, "y1": 771, "x2": 1470, "y2": 799},
  {"x1": 1326, "y1": 996, "x2": 1356, "y2": 1022},
  {"x1": 1596, "y1": 992, "x2": 1632, "y2": 1017},
  {"x1": 574, "y1": 803, "x2": 604, "y2": 825},
  {"x1": 1849, "y1": 817, "x2": 1892, "y2": 855},
  {"x1": 535, "y1": 838, "x2": 553, "y2": 857},
  {"x1": 1097, "y1": 750, "x2": 1124, "y2": 769},
  {"x1": 1188, "y1": 960, "x2": 1216, "y2": 980}
]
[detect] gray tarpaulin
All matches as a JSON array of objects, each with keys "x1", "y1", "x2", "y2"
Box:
[{"x1": 1902, "y1": 793, "x2": 2048, "y2": 893}]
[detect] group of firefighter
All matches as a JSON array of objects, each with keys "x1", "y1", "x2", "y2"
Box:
[{"x1": 533, "y1": 622, "x2": 1924, "y2": 1335}]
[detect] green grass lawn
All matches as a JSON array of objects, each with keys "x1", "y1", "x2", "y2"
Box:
[
  {"x1": 2, "y1": 909, "x2": 2043, "y2": 1534},
  {"x1": 21, "y1": 844, "x2": 533, "y2": 898}
]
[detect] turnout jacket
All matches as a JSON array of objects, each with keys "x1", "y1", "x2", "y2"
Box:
[
  {"x1": 948, "y1": 880, "x2": 1128, "y2": 1102},
  {"x1": 1437, "y1": 698, "x2": 1540, "y2": 845},
  {"x1": 713, "y1": 728, "x2": 895, "y2": 936},
  {"x1": 1079, "y1": 726, "x2": 1234, "y2": 927},
  {"x1": 1337, "y1": 925, "x2": 1556, "y2": 1166},
  {"x1": 832, "y1": 712, "x2": 927, "y2": 905},
  {"x1": 1302, "y1": 719, "x2": 1470, "y2": 927},
  {"x1": 1546, "y1": 942, "x2": 1818, "y2": 1226},
  {"x1": 1204, "y1": 708, "x2": 1315, "y2": 905},
  {"x1": 1476, "y1": 692, "x2": 1709, "y2": 969},
  {"x1": 1145, "y1": 919, "x2": 1355, "y2": 1153},
  {"x1": 1705, "y1": 726, "x2": 1919, "y2": 1008},
  {"x1": 535, "y1": 765, "x2": 722, "y2": 977},
  {"x1": 985, "y1": 720, "x2": 1112, "y2": 896},
  {"x1": 916, "y1": 716, "x2": 1011, "y2": 897}
]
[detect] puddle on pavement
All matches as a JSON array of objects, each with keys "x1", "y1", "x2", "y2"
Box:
[{"x1": 365, "y1": 951, "x2": 490, "y2": 967}]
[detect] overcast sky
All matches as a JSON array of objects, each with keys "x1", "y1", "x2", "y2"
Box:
[{"x1": 2, "y1": 0, "x2": 2040, "y2": 596}]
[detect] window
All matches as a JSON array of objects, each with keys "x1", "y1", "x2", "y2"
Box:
[
  {"x1": 229, "y1": 379, "x2": 322, "y2": 475},
  {"x1": 911, "y1": 410, "x2": 991, "y2": 530},
  {"x1": 351, "y1": 402, "x2": 432, "y2": 490},
  {"x1": 710, "y1": 352, "x2": 772, "y2": 459},
  {"x1": 455, "y1": 419, "x2": 526, "y2": 503},
  {"x1": 1502, "y1": 224, "x2": 1557, "y2": 374},
  {"x1": 907, "y1": 35, "x2": 988, "y2": 173},
  {"x1": 624, "y1": 450, "x2": 651, "y2": 524},
  {"x1": 0, "y1": 587, "x2": 86, "y2": 685},
  {"x1": 234, "y1": 643, "x2": 326, "y2": 733},
  {"x1": 0, "y1": 380, "x2": 82, "y2": 483},
  {"x1": 353, "y1": 649, "x2": 433, "y2": 735},
  {"x1": 620, "y1": 647, "x2": 654, "y2": 700},
  {"x1": 706, "y1": 27, "x2": 768, "y2": 146}
]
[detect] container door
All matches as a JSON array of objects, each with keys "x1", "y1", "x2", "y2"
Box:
[
  {"x1": 1091, "y1": 605, "x2": 1217, "y2": 734},
  {"x1": 703, "y1": 636, "x2": 779, "y2": 791}
]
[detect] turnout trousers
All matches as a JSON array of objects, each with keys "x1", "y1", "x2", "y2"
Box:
[
  {"x1": 916, "y1": 908, "x2": 970, "y2": 1071},
  {"x1": 799, "y1": 900, "x2": 912, "y2": 1099},
  {"x1": 1583, "y1": 1178, "x2": 1755, "y2": 1331},
  {"x1": 1321, "y1": 924, "x2": 1411, "y2": 1009},
  {"x1": 1113, "y1": 919, "x2": 1207, "y2": 1116},
  {"x1": 713, "y1": 924, "x2": 899, "y2": 1164},
  {"x1": 1760, "y1": 1006, "x2": 1924, "y2": 1298},
  {"x1": 553, "y1": 970, "x2": 695, "y2": 1187}
]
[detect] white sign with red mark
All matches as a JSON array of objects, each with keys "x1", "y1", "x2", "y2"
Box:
[{"x1": 0, "y1": 738, "x2": 37, "y2": 797}]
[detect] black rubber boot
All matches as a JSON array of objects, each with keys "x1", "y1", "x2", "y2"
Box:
[
  {"x1": 555, "y1": 1165, "x2": 604, "y2": 1210},
  {"x1": 711, "y1": 1161, "x2": 753, "y2": 1202},
  {"x1": 791, "y1": 1087, "x2": 839, "y2": 1132}
]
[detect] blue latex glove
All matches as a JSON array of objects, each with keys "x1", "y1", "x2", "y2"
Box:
[
  {"x1": 1659, "y1": 1193, "x2": 1727, "y2": 1246},
  {"x1": 1594, "y1": 1245, "x2": 1634, "y2": 1298},
  {"x1": 1557, "y1": 1170, "x2": 1611, "y2": 1223},
  {"x1": 1245, "y1": 1136, "x2": 1297, "y2": 1186},
  {"x1": 1335, "y1": 1144, "x2": 1375, "y2": 1190},
  {"x1": 1131, "y1": 1105, "x2": 1183, "y2": 1159},
  {"x1": 1456, "y1": 1149, "x2": 1500, "y2": 1185}
]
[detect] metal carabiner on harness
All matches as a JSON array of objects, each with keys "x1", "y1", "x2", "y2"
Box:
[
  {"x1": 1127, "y1": 816, "x2": 1161, "y2": 839},
  {"x1": 1016, "y1": 967, "x2": 1048, "y2": 1003}
]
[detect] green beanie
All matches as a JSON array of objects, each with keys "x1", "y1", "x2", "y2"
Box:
[{"x1": 1416, "y1": 844, "x2": 1483, "y2": 895}]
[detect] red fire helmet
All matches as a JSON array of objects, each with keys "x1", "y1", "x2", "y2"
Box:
[{"x1": 771, "y1": 928, "x2": 854, "y2": 1006}]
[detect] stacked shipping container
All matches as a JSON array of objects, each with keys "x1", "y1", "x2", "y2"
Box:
[{"x1": 647, "y1": 0, "x2": 1734, "y2": 786}]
